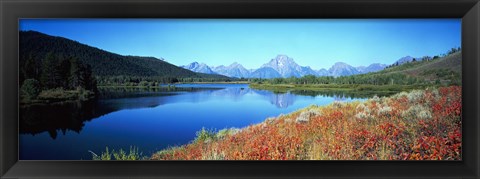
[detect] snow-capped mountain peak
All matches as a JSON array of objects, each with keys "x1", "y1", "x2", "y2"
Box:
[
  {"x1": 181, "y1": 62, "x2": 216, "y2": 74},
  {"x1": 260, "y1": 55, "x2": 304, "y2": 78}
]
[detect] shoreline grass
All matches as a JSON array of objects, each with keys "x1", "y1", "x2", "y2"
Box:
[{"x1": 90, "y1": 146, "x2": 146, "y2": 160}]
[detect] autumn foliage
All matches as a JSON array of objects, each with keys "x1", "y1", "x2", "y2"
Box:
[{"x1": 151, "y1": 86, "x2": 462, "y2": 160}]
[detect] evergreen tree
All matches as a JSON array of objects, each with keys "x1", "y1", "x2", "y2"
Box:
[
  {"x1": 59, "y1": 57, "x2": 71, "y2": 89},
  {"x1": 40, "y1": 52, "x2": 62, "y2": 89},
  {"x1": 23, "y1": 54, "x2": 38, "y2": 80},
  {"x1": 68, "y1": 57, "x2": 82, "y2": 89},
  {"x1": 21, "y1": 79, "x2": 40, "y2": 100}
]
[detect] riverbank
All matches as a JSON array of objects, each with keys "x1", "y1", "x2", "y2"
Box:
[
  {"x1": 98, "y1": 81, "x2": 250, "y2": 88},
  {"x1": 249, "y1": 83, "x2": 433, "y2": 93},
  {"x1": 97, "y1": 81, "x2": 250, "y2": 89},
  {"x1": 176, "y1": 81, "x2": 250, "y2": 84},
  {"x1": 20, "y1": 88, "x2": 95, "y2": 106},
  {"x1": 150, "y1": 86, "x2": 461, "y2": 160}
]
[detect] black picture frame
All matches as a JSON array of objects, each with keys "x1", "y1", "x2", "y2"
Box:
[{"x1": 1, "y1": 0, "x2": 479, "y2": 178}]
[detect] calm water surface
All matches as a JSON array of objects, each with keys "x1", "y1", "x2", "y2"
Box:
[{"x1": 20, "y1": 84, "x2": 367, "y2": 160}]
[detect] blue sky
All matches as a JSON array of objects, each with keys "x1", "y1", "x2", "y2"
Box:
[{"x1": 20, "y1": 19, "x2": 461, "y2": 69}]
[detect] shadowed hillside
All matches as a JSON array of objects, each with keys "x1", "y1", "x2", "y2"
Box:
[{"x1": 19, "y1": 31, "x2": 229, "y2": 79}]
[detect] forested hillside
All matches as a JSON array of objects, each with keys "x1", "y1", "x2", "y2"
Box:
[
  {"x1": 380, "y1": 51, "x2": 461, "y2": 85},
  {"x1": 19, "y1": 30, "x2": 230, "y2": 86}
]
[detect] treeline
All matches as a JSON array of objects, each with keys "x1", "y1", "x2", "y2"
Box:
[
  {"x1": 20, "y1": 52, "x2": 97, "y2": 101},
  {"x1": 96, "y1": 76, "x2": 234, "y2": 87},
  {"x1": 250, "y1": 72, "x2": 423, "y2": 86}
]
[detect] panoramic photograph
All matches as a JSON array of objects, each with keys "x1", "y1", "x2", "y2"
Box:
[{"x1": 19, "y1": 19, "x2": 461, "y2": 160}]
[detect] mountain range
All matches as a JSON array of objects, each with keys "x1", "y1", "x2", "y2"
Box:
[{"x1": 182, "y1": 55, "x2": 390, "y2": 78}]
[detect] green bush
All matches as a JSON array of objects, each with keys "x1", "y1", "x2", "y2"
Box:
[
  {"x1": 21, "y1": 79, "x2": 40, "y2": 100},
  {"x1": 77, "y1": 87, "x2": 94, "y2": 100},
  {"x1": 139, "y1": 81, "x2": 149, "y2": 87},
  {"x1": 194, "y1": 127, "x2": 217, "y2": 143}
]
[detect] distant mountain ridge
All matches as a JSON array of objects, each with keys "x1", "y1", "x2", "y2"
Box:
[
  {"x1": 181, "y1": 62, "x2": 216, "y2": 74},
  {"x1": 213, "y1": 62, "x2": 251, "y2": 78},
  {"x1": 328, "y1": 62, "x2": 360, "y2": 77},
  {"x1": 183, "y1": 55, "x2": 390, "y2": 78},
  {"x1": 356, "y1": 63, "x2": 388, "y2": 74},
  {"x1": 395, "y1": 56, "x2": 424, "y2": 65}
]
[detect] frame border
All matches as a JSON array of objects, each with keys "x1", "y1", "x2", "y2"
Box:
[{"x1": 1, "y1": 0, "x2": 479, "y2": 178}]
